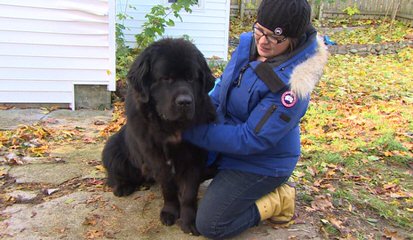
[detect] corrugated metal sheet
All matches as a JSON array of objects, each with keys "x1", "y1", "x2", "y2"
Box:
[
  {"x1": 0, "y1": 0, "x2": 115, "y2": 109},
  {"x1": 118, "y1": 0, "x2": 230, "y2": 60}
]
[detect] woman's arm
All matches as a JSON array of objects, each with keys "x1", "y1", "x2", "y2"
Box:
[{"x1": 183, "y1": 92, "x2": 309, "y2": 155}]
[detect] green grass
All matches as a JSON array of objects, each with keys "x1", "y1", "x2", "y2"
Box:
[
  {"x1": 297, "y1": 48, "x2": 413, "y2": 237},
  {"x1": 374, "y1": 132, "x2": 407, "y2": 152}
]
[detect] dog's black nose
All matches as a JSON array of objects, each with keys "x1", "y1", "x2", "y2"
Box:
[{"x1": 175, "y1": 95, "x2": 193, "y2": 107}]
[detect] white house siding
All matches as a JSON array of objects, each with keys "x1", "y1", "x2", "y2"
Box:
[
  {"x1": 0, "y1": 0, "x2": 116, "y2": 109},
  {"x1": 117, "y1": 0, "x2": 230, "y2": 60}
]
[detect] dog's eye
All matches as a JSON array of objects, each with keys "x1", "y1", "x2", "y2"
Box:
[{"x1": 160, "y1": 77, "x2": 173, "y2": 82}]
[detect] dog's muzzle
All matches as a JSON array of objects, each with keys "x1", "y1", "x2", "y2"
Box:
[
  {"x1": 175, "y1": 94, "x2": 193, "y2": 108},
  {"x1": 174, "y1": 93, "x2": 195, "y2": 119}
]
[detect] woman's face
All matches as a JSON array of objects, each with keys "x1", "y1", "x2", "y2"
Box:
[{"x1": 253, "y1": 22, "x2": 290, "y2": 60}]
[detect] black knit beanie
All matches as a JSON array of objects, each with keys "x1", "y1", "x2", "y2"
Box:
[{"x1": 256, "y1": 0, "x2": 311, "y2": 38}]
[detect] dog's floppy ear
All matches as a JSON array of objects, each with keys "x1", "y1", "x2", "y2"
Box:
[
  {"x1": 196, "y1": 51, "x2": 216, "y2": 93},
  {"x1": 127, "y1": 48, "x2": 152, "y2": 103}
]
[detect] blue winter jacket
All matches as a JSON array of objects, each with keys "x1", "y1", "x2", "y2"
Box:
[{"x1": 183, "y1": 30, "x2": 328, "y2": 177}]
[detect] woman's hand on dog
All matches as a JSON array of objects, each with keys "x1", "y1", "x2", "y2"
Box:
[{"x1": 165, "y1": 131, "x2": 182, "y2": 144}]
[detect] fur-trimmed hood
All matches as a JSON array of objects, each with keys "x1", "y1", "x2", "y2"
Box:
[{"x1": 289, "y1": 36, "x2": 329, "y2": 99}]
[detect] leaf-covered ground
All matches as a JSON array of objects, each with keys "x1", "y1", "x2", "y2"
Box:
[
  {"x1": 321, "y1": 21, "x2": 413, "y2": 45},
  {"x1": 295, "y1": 47, "x2": 413, "y2": 238}
]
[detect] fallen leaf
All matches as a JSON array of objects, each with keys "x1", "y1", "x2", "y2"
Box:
[
  {"x1": 367, "y1": 155, "x2": 380, "y2": 161},
  {"x1": 85, "y1": 229, "x2": 104, "y2": 239},
  {"x1": 367, "y1": 218, "x2": 378, "y2": 223},
  {"x1": 65, "y1": 198, "x2": 75, "y2": 204},
  {"x1": 83, "y1": 215, "x2": 99, "y2": 226},
  {"x1": 328, "y1": 216, "x2": 346, "y2": 233},
  {"x1": 310, "y1": 194, "x2": 334, "y2": 212},
  {"x1": 383, "y1": 228, "x2": 403, "y2": 240},
  {"x1": 95, "y1": 165, "x2": 106, "y2": 172},
  {"x1": 307, "y1": 166, "x2": 318, "y2": 177},
  {"x1": 82, "y1": 137, "x2": 96, "y2": 144},
  {"x1": 320, "y1": 218, "x2": 329, "y2": 224},
  {"x1": 326, "y1": 169, "x2": 336, "y2": 178}
]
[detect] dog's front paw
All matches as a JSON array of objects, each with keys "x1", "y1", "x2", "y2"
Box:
[
  {"x1": 160, "y1": 210, "x2": 179, "y2": 226},
  {"x1": 179, "y1": 221, "x2": 200, "y2": 236},
  {"x1": 113, "y1": 184, "x2": 136, "y2": 197}
]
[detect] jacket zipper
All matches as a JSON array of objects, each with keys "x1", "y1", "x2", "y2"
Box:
[
  {"x1": 235, "y1": 64, "x2": 249, "y2": 87},
  {"x1": 254, "y1": 105, "x2": 277, "y2": 133},
  {"x1": 248, "y1": 78, "x2": 259, "y2": 93}
]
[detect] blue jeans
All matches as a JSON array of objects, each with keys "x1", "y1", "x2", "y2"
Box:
[{"x1": 196, "y1": 169, "x2": 289, "y2": 239}]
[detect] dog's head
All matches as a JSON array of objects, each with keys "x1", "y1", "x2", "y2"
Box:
[{"x1": 127, "y1": 38, "x2": 215, "y2": 123}]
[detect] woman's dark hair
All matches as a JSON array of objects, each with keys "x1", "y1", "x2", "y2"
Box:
[{"x1": 288, "y1": 38, "x2": 300, "y2": 53}]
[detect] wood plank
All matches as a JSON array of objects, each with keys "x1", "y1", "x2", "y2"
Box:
[
  {"x1": 0, "y1": 30, "x2": 109, "y2": 47},
  {"x1": 0, "y1": 4, "x2": 108, "y2": 23},
  {"x1": 0, "y1": 80, "x2": 72, "y2": 92},
  {"x1": 0, "y1": 56, "x2": 110, "y2": 70},
  {"x1": 0, "y1": 91, "x2": 73, "y2": 103},
  {"x1": 0, "y1": 43, "x2": 109, "y2": 58},
  {"x1": 0, "y1": 18, "x2": 108, "y2": 35},
  {"x1": 0, "y1": 68, "x2": 111, "y2": 82}
]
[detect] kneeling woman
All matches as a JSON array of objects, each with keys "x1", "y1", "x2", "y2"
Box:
[{"x1": 183, "y1": 0, "x2": 329, "y2": 238}]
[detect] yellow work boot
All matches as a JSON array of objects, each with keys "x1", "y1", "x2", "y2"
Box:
[{"x1": 255, "y1": 182, "x2": 296, "y2": 223}]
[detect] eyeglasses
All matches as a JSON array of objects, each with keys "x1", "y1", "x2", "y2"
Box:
[{"x1": 253, "y1": 25, "x2": 287, "y2": 45}]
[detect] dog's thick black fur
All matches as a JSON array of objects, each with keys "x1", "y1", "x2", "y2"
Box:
[{"x1": 102, "y1": 38, "x2": 216, "y2": 235}]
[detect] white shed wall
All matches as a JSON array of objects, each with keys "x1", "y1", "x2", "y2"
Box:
[
  {"x1": 0, "y1": 0, "x2": 116, "y2": 109},
  {"x1": 117, "y1": 0, "x2": 230, "y2": 60}
]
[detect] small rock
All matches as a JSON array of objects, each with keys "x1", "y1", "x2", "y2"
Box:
[
  {"x1": 42, "y1": 118, "x2": 59, "y2": 124},
  {"x1": 44, "y1": 188, "x2": 59, "y2": 195},
  {"x1": 6, "y1": 152, "x2": 18, "y2": 161},
  {"x1": 349, "y1": 49, "x2": 358, "y2": 54},
  {"x1": 337, "y1": 46, "x2": 347, "y2": 54},
  {"x1": 9, "y1": 190, "x2": 38, "y2": 202},
  {"x1": 21, "y1": 156, "x2": 36, "y2": 163},
  {"x1": 94, "y1": 120, "x2": 106, "y2": 125},
  {"x1": 104, "y1": 230, "x2": 118, "y2": 239},
  {"x1": 54, "y1": 157, "x2": 66, "y2": 163},
  {"x1": 5, "y1": 153, "x2": 24, "y2": 165}
]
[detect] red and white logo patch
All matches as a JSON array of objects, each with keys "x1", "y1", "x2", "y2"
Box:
[{"x1": 281, "y1": 91, "x2": 297, "y2": 108}]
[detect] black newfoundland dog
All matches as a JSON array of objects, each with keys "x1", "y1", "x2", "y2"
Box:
[{"x1": 102, "y1": 38, "x2": 216, "y2": 235}]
